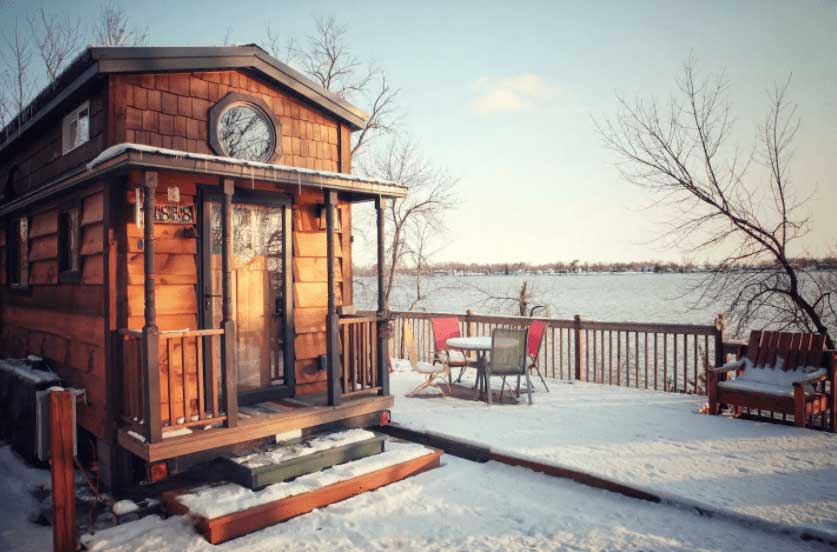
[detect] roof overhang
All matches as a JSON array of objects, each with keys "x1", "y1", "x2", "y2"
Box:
[
  {"x1": 0, "y1": 144, "x2": 406, "y2": 217},
  {"x1": 0, "y1": 45, "x2": 368, "y2": 153}
]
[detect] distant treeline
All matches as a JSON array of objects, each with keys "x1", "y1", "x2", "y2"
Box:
[{"x1": 354, "y1": 257, "x2": 837, "y2": 276}]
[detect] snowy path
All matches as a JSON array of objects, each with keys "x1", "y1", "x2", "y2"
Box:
[
  {"x1": 84, "y1": 454, "x2": 827, "y2": 551},
  {"x1": 390, "y1": 368, "x2": 837, "y2": 539}
]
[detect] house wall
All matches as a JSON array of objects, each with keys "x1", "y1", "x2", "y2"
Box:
[
  {"x1": 108, "y1": 70, "x2": 350, "y2": 172},
  {"x1": 0, "y1": 185, "x2": 109, "y2": 440},
  {"x1": 0, "y1": 86, "x2": 107, "y2": 202}
]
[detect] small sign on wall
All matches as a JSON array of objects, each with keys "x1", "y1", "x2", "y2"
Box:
[{"x1": 154, "y1": 205, "x2": 194, "y2": 224}]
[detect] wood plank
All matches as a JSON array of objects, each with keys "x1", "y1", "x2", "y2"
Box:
[
  {"x1": 49, "y1": 391, "x2": 77, "y2": 552},
  {"x1": 293, "y1": 258, "x2": 342, "y2": 283},
  {"x1": 294, "y1": 307, "x2": 327, "y2": 334},
  {"x1": 82, "y1": 254, "x2": 104, "y2": 284},
  {"x1": 294, "y1": 282, "x2": 341, "y2": 308},
  {"x1": 295, "y1": 332, "x2": 327, "y2": 360},
  {"x1": 127, "y1": 252, "x2": 197, "y2": 285},
  {"x1": 127, "y1": 313, "x2": 198, "y2": 331},
  {"x1": 29, "y1": 235, "x2": 58, "y2": 261},
  {"x1": 117, "y1": 395, "x2": 394, "y2": 462},
  {"x1": 29, "y1": 211, "x2": 58, "y2": 238},
  {"x1": 81, "y1": 193, "x2": 104, "y2": 225},
  {"x1": 30, "y1": 260, "x2": 59, "y2": 284},
  {"x1": 293, "y1": 232, "x2": 342, "y2": 258},
  {"x1": 0, "y1": 305, "x2": 104, "y2": 347},
  {"x1": 80, "y1": 223, "x2": 104, "y2": 255},
  {"x1": 127, "y1": 284, "x2": 197, "y2": 317},
  {"x1": 170, "y1": 449, "x2": 442, "y2": 545}
]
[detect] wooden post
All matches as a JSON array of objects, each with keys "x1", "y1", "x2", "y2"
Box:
[
  {"x1": 375, "y1": 197, "x2": 390, "y2": 397},
  {"x1": 326, "y1": 191, "x2": 342, "y2": 406},
  {"x1": 465, "y1": 309, "x2": 474, "y2": 337},
  {"x1": 49, "y1": 390, "x2": 76, "y2": 552},
  {"x1": 221, "y1": 179, "x2": 238, "y2": 426},
  {"x1": 142, "y1": 172, "x2": 162, "y2": 443},
  {"x1": 713, "y1": 313, "x2": 726, "y2": 368},
  {"x1": 573, "y1": 314, "x2": 583, "y2": 381}
]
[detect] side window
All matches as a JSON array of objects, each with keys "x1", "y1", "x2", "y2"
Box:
[
  {"x1": 62, "y1": 101, "x2": 90, "y2": 154},
  {"x1": 7, "y1": 217, "x2": 28, "y2": 287},
  {"x1": 58, "y1": 205, "x2": 81, "y2": 279}
]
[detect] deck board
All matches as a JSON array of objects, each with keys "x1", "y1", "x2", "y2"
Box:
[{"x1": 118, "y1": 394, "x2": 393, "y2": 462}]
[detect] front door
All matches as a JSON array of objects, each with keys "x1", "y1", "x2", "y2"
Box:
[{"x1": 200, "y1": 192, "x2": 293, "y2": 402}]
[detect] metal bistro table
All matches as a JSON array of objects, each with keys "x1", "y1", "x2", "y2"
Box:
[{"x1": 446, "y1": 336, "x2": 492, "y2": 400}]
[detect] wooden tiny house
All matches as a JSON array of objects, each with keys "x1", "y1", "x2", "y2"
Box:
[{"x1": 0, "y1": 46, "x2": 404, "y2": 487}]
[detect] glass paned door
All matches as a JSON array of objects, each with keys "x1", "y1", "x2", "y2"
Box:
[{"x1": 204, "y1": 200, "x2": 288, "y2": 394}]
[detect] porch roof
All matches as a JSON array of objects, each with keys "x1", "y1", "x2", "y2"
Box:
[{"x1": 0, "y1": 143, "x2": 406, "y2": 216}]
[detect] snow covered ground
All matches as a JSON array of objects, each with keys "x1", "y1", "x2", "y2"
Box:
[
  {"x1": 0, "y1": 446, "x2": 52, "y2": 552},
  {"x1": 82, "y1": 453, "x2": 828, "y2": 552},
  {"x1": 390, "y1": 365, "x2": 837, "y2": 540}
]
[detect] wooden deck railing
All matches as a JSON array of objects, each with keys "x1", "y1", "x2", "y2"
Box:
[
  {"x1": 390, "y1": 311, "x2": 724, "y2": 395},
  {"x1": 338, "y1": 315, "x2": 380, "y2": 397},
  {"x1": 119, "y1": 328, "x2": 227, "y2": 438}
]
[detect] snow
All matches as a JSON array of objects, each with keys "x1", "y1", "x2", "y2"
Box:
[
  {"x1": 178, "y1": 441, "x2": 430, "y2": 519},
  {"x1": 162, "y1": 427, "x2": 193, "y2": 439},
  {"x1": 113, "y1": 499, "x2": 140, "y2": 516},
  {"x1": 86, "y1": 143, "x2": 402, "y2": 188},
  {"x1": 0, "y1": 358, "x2": 60, "y2": 384},
  {"x1": 126, "y1": 430, "x2": 146, "y2": 443},
  {"x1": 0, "y1": 446, "x2": 51, "y2": 552},
  {"x1": 717, "y1": 356, "x2": 826, "y2": 396},
  {"x1": 80, "y1": 453, "x2": 828, "y2": 552},
  {"x1": 390, "y1": 368, "x2": 837, "y2": 539},
  {"x1": 232, "y1": 428, "x2": 377, "y2": 469}
]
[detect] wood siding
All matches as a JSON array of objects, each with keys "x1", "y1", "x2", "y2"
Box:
[
  {"x1": 109, "y1": 71, "x2": 342, "y2": 172},
  {"x1": 0, "y1": 187, "x2": 108, "y2": 439},
  {"x1": 0, "y1": 87, "x2": 107, "y2": 202}
]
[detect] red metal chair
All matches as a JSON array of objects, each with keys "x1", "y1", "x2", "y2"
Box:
[
  {"x1": 526, "y1": 320, "x2": 550, "y2": 392},
  {"x1": 431, "y1": 317, "x2": 470, "y2": 385}
]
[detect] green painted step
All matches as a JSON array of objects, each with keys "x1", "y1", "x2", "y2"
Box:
[{"x1": 220, "y1": 432, "x2": 386, "y2": 490}]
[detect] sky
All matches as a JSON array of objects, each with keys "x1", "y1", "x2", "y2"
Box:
[{"x1": 2, "y1": 0, "x2": 835, "y2": 265}]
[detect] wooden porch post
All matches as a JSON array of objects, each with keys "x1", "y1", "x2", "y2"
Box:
[
  {"x1": 376, "y1": 197, "x2": 390, "y2": 396},
  {"x1": 325, "y1": 191, "x2": 342, "y2": 406},
  {"x1": 221, "y1": 179, "x2": 238, "y2": 426},
  {"x1": 142, "y1": 172, "x2": 162, "y2": 443}
]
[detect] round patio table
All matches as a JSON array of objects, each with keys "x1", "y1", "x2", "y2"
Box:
[{"x1": 446, "y1": 336, "x2": 492, "y2": 399}]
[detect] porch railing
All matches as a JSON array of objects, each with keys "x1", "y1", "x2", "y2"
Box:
[
  {"x1": 119, "y1": 328, "x2": 227, "y2": 439},
  {"x1": 390, "y1": 311, "x2": 724, "y2": 395},
  {"x1": 338, "y1": 315, "x2": 380, "y2": 397}
]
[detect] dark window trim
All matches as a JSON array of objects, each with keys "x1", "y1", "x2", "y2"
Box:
[
  {"x1": 6, "y1": 216, "x2": 29, "y2": 290},
  {"x1": 57, "y1": 199, "x2": 83, "y2": 284},
  {"x1": 208, "y1": 92, "x2": 282, "y2": 163}
]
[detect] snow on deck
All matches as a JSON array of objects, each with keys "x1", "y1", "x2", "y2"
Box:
[
  {"x1": 390, "y1": 365, "x2": 837, "y2": 539},
  {"x1": 81, "y1": 452, "x2": 826, "y2": 552}
]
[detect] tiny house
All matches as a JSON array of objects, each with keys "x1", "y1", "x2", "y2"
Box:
[{"x1": 0, "y1": 46, "x2": 404, "y2": 487}]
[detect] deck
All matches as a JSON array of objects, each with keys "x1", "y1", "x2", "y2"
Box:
[{"x1": 117, "y1": 393, "x2": 393, "y2": 463}]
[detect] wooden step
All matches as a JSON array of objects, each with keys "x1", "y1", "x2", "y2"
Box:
[
  {"x1": 220, "y1": 432, "x2": 386, "y2": 490},
  {"x1": 163, "y1": 445, "x2": 442, "y2": 544}
]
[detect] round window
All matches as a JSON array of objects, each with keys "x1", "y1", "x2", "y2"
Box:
[{"x1": 217, "y1": 103, "x2": 276, "y2": 162}]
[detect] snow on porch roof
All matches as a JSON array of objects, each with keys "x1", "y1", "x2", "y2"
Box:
[{"x1": 87, "y1": 143, "x2": 407, "y2": 199}]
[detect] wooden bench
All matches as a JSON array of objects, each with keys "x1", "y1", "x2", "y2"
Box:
[{"x1": 706, "y1": 330, "x2": 836, "y2": 430}]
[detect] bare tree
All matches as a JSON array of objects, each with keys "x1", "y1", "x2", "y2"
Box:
[
  {"x1": 0, "y1": 21, "x2": 33, "y2": 126},
  {"x1": 363, "y1": 137, "x2": 457, "y2": 306},
  {"x1": 93, "y1": 1, "x2": 149, "y2": 47},
  {"x1": 469, "y1": 280, "x2": 551, "y2": 317},
  {"x1": 274, "y1": 15, "x2": 400, "y2": 158},
  {"x1": 28, "y1": 8, "x2": 82, "y2": 82},
  {"x1": 598, "y1": 58, "x2": 835, "y2": 347}
]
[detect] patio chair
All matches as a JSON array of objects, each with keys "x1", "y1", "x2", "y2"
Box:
[
  {"x1": 404, "y1": 324, "x2": 450, "y2": 397},
  {"x1": 484, "y1": 327, "x2": 532, "y2": 405},
  {"x1": 431, "y1": 317, "x2": 470, "y2": 384},
  {"x1": 526, "y1": 320, "x2": 550, "y2": 392}
]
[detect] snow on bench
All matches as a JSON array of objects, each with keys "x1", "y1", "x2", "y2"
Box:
[{"x1": 717, "y1": 356, "x2": 827, "y2": 397}]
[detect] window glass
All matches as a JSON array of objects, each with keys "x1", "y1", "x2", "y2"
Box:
[
  {"x1": 58, "y1": 207, "x2": 80, "y2": 274},
  {"x1": 7, "y1": 218, "x2": 28, "y2": 286},
  {"x1": 62, "y1": 102, "x2": 90, "y2": 154},
  {"x1": 217, "y1": 104, "x2": 275, "y2": 162}
]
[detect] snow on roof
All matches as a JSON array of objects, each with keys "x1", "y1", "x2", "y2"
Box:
[{"x1": 87, "y1": 143, "x2": 404, "y2": 189}]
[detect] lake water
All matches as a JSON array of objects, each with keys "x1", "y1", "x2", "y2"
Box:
[{"x1": 355, "y1": 273, "x2": 724, "y2": 326}]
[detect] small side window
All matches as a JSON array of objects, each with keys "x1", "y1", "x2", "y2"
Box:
[
  {"x1": 7, "y1": 217, "x2": 28, "y2": 287},
  {"x1": 58, "y1": 205, "x2": 81, "y2": 281},
  {"x1": 62, "y1": 101, "x2": 90, "y2": 154}
]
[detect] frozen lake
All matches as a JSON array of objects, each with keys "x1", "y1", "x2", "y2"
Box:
[{"x1": 354, "y1": 272, "x2": 835, "y2": 338}]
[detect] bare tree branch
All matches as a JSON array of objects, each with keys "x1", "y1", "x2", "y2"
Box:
[
  {"x1": 92, "y1": 1, "x2": 149, "y2": 47},
  {"x1": 28, "y1": 7, "x2": 82, "y2": 82},
  {"x1": 598, "y1": 58, "x2": 835, "y2": 347}
]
